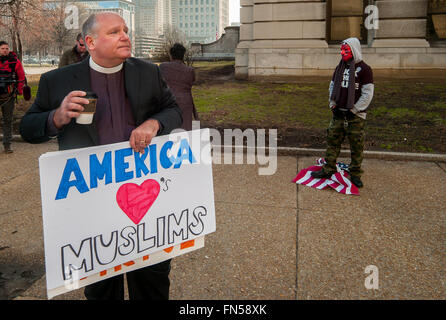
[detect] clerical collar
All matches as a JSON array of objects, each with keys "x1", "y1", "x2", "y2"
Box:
[{"x1": 89, "y1": 57, "x2": 123, "y2": 74}]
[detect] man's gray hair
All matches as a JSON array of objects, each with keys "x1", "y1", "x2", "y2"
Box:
[
  {"x1": 82, "y1": 14, "x2": 98, "y2": 41},
  {"x1": 82, "y1": 12, "x2": 124, "y2": 41}
]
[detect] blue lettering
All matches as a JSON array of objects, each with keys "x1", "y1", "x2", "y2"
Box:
[
  {"x1": 149, "y1": 144, "x2": 158, "y2": 174},
  {"x1": 173, "y1": 139, "x2": 197, "y2": 169},
  {"x1": 160, "y1": 141, "x2": 174, "y2": 169},
  {"x1": 55, "y1": 139, "x2": 199, "y2": 200},
  {"x1": 115, "y1": 148, "x2": 134, "y2": 183},
  {"x1": 134, "y1": 148, "x2": 149, "y2": 178},
  {"x1": 55, "y1": 158, "x2": 89, "y2": 200},
  {"x1": 89, "y1": 152, "x2": 112, "y2": 189}
]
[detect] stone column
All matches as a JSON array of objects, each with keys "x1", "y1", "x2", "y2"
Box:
[
  {"x1": 372, "y1": 0, "x2": 430, "y2": 47},
  {"x1": 235, "y1": 0, "x2": 254, "y2": 79},
  {"x1": 330, "y1": 0, "x2": 364, "y2": 41},
  {"x1": 235, "y1": 0, "x2": 329, "y2": 79},
  {"x1": 429, "y1": 0, "x2": 446, "y2": 39}
]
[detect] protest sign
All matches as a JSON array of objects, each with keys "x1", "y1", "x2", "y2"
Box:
[{"x1": 39, "y1": 129, "x2": 216, "y2": 298}]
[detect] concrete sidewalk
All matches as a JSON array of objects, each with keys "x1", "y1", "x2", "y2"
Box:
[{"x1": 0, "y1": 141, "x2": 444, "y2": 300}]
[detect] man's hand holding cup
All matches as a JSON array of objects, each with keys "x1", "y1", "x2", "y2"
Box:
[{"x1": 53, "y1": 91, "x2": 98, "y2": 129}]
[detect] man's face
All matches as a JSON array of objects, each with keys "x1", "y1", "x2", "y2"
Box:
[
  {"x1": 76, "y1": 38, "x2": 87, "y2": 53},
  {"x1": 341, "y1": 43, "x2": 353, "y2": 62},
  {"x1": 0, "y1": 44, "x2": 10, "y2": 57},
  {"x1": 86, "y1": 13, "x2": 131, "y2": 66}
]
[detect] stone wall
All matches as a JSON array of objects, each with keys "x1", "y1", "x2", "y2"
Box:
[
  {"x1": 191, "y1": 26, "x2": 239, "y2": 60},
  {"x1": 373, "y1": 0, "x2": 429, "y2": 47},
  {"x1": 235, "y1": 0, "x2": 446, "y2": 79}
]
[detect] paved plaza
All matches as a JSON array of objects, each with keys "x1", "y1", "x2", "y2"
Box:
[{"x1": 0, "y1": 140, "x2": 444, "y2": 300}]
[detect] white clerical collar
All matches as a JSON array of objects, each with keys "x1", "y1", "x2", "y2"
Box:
[{"x1": 89, "y1": 57, "x2": 123, "y2": 74}]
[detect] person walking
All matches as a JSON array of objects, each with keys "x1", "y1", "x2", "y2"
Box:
[{"x1": 160, "y1": 43, "x2": 198, "y2": 131}]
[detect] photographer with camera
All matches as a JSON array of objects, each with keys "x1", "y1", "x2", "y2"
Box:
[{"x1": 0, "y1": 40, "x2": 25, "y2": 154}]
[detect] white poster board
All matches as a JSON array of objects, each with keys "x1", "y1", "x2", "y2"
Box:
[{"x1": 39, "y1": 129, "x2": 216, "y2": 299}]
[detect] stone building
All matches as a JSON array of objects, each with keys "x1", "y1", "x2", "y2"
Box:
[{"x1": 235, "y1": 0, "x2": 446, "y2": 79}]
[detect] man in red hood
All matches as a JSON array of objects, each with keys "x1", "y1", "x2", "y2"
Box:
[
  {"x1": 0, "y1": 40, "x2": 25, "y2": 153},
  {"x1": 311, "y1": 37, "x2": 374, "y2": 188}
]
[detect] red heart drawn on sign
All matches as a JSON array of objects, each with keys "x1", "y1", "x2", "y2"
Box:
[{"x1": 116, "y1": 179, "x2": 160, "y2": 224}]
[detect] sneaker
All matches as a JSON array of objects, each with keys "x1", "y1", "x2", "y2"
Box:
[
  {"x1": 350, "y1": 175, "x2": 363, "y2": 188},
  {"x1": 4, "y1": 145, "x2": 13, "y2": 154},
  {"x1": 311, "y1": 170, "x2": 333, "y2": 179}
]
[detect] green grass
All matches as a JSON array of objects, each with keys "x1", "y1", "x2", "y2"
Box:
[
  {"x1": 193, "y1": 81, "x2": 330, "y2": 129},
  {"x1": 14, "y1": 61, "x2": 446, "y2": 153},
  {"x1": 191, "y1": 63, "x2": 446, "y2": 152}
]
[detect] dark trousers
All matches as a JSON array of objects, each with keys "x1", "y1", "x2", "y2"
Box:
[
  {"x1": 323, "y1": 112, "x2": 366, "y2": 177},
  {"x1": 84, "y1": 259, "x2": 171, "y2": 300},
  {"x1": 1, "y1": 96, "x2": 14, "y2": 147}
]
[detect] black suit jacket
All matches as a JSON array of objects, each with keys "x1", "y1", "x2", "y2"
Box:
[{"x1": 19, "y1": 58, "x2": 182, "y2": 150}]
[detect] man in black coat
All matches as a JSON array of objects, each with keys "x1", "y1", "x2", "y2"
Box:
[
  {"x1": 58, "y1": 33, "x2": 89, "y2": 68},
  {"x1": 20, "y1": 12, "x2": 182, "y2": 300}
]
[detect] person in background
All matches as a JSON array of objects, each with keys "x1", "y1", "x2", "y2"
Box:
[
  {"x1": 0, "y1": 40, "x2": 25, "y2": 153},
  {"x1": 160, "y1": 43, "x2": 198, "y2": 131},
  {"x1": 58, "y1": 33, "x2": 89, "y2": 68},
  {"x1": 311, "y1": 37, "x2": 374, "y2": 188}
]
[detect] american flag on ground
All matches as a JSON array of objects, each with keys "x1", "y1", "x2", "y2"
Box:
[{"x1": 292, "y1": 158, "x2": 359, "y2": 195}]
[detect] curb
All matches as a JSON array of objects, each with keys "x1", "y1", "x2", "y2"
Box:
[
  {"x1": 213, "y1": 145, "x2": 446, "y2": 162},
  {"x1": 6, "y1": 135, "x2": 446, "y2": 162}
]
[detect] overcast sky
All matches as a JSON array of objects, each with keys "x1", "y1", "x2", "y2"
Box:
[{"x1": 229, "y1": 0, "x2": 240, "y2": 23}]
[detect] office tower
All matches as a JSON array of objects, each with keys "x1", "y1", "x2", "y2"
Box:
[
  {"x1": 134, "y1": 0, "x2": 164, "y2": 37},
  {"x1": 174, "y1": 0, "x2": 229, "y2": 43}
]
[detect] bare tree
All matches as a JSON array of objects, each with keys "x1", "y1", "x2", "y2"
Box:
[
  {"x1": 47, "y1": 0, "x2": 81, "y2": 56},
  {"x1": 0, "y1": 0, "x2": 45, "y2": 60},
  {"x1": 21, "y1": 5, "x2": 54, "y2": 60},
  {"x1": 1, "y1": 0, "x2": 90, "y2": 60}
]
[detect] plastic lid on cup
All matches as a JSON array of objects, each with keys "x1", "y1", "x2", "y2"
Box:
[{"x1": 84, "y1": 91, "x2": 98, "y2": 99}]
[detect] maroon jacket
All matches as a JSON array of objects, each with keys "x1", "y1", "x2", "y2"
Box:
[{"x1": 160, "y1": 60, "x2": 197, "y2": 131}]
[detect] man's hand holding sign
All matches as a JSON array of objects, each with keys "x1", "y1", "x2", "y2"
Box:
[{"x1": 129, "y1": 118, "x2": 160, "y2": 154}]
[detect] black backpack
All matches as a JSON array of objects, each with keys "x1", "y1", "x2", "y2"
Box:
[{"x1": 0, "y1": 54, "x2": 18, "y2": 96}]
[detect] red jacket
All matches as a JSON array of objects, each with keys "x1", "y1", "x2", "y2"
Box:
[{"x1": 0, "y1": 51, "x2": 25, "y2": 95}]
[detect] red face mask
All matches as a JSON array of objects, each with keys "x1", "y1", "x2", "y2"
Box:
[{"x1": 341, "y1": 44, "x2": 353, "y2": 61}]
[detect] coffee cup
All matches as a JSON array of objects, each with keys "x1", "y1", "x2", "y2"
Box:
[{"x1": 76, "y1": 91, "x2": 98, "y2": 124}]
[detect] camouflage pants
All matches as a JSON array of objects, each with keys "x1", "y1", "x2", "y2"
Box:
[{"x1": 322, "y1": 112, "x2": 366, "y2": 177}]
